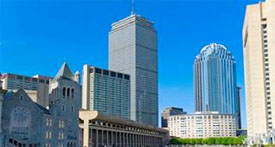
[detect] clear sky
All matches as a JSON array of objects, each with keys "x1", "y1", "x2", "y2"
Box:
[{"x1": 0, "y1": 0, "x2": 260, "y2": 128}]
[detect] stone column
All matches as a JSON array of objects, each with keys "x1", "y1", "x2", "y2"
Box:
[
  {"x1": 82, "y1": 119, "x2": 89, "y2": 147},
  {"x1": 96, "y1": 129, "x2": 98, "y2": 147}
]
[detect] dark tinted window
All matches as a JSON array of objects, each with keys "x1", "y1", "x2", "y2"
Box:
[
  {"x1": 95, "y1": 68, "x2": 102, "y2": 74},
  {"x1": 39, "y1": 79, "x2": 45, "y2": 83},
  {"x1": 103, "y1": 70, "x2": 109, "y2": 75},
  {"x1": 117, "y1": 73, "x2": 123, "y2": 78},
  {"x1": 110, "y1": 72, "x2": 116, "y2": 77},
  {"x1": 124, "y1": 75, "x2": 130, "y2": 80},
  {"x1": 17, "y1": 76, "x2": 23, "y2": 80}
]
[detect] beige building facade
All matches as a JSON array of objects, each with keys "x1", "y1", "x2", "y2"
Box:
[
  {"x1": 79, "y1": 110, "x2": 169, "y2": 147},
  {"x1": 0, "y1": 73, "x2": 51, "y2": 108},
  {"x1": 168, "y1": 112, "x2": 236, "y2": 138},
  {"x1": 243, "y1": 0, "x2": 275, "y2": 137}
]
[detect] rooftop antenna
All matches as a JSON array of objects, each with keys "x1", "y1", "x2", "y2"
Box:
[{"x1": 131, "y1": 0, "x2": 135, "y2": 15}]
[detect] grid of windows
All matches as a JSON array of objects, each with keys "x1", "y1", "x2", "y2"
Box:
[
  {"x1": 262, "y1": 24, "x2": 272, "y2": 129},
  {"x1": 168, "y1": 113, "x2": 236, "y2": 138},
  {"x1": 88, "y1": 67, "x2": 130, "y2": 120}
]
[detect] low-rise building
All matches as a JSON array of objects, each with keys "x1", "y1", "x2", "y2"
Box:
[
  {"x1": 161, "y1": 107, "x2": 186, "y2": 128},
  {"x1": 79, "y1": 110, "x2": 169, "y2": 147},
  {"x1": 168, "y1": 112, "x2": 236, "y2": 138},
  {"x1": 0, "y1": 73, "x2": 52, "y2": 108}
]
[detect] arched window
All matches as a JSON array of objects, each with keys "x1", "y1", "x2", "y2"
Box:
[
  {"x1": 67, "y1": 88, "x2": 70, "y2": 97},
  {"x1": 62, "y1": 105, "x2": 65, "y2": 111},
  {"x1": 71, "y1": 89, "x2": 74, "y2": 99},
  {"x1": 63, "y1": 87, "x2": 66, "y2": 97}
]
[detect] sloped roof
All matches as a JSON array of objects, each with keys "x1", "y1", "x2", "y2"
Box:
[
  {"x1": 54, "y1": 62, "x2": 75, "y2": 81},
  {"x1": 35, "y1": 103, "x2": 51, "y2": 115}
]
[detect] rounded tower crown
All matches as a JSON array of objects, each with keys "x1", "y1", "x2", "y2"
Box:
[{"x1": 196, "y1": 43, "x2": 234, "y2": 60}]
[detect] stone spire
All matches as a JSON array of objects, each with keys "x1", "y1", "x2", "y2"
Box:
[{"x1": 54, "y1": 62, "x2": 75, "y2": 81}]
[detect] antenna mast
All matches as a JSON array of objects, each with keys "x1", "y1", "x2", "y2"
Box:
[{"x1": 131, "y1": 0, "x2": 135, "y2": 15}]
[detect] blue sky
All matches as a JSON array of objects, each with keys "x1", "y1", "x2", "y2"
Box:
[{"x1": 0, "y1": 0, "x2": 260, "y2": 128}]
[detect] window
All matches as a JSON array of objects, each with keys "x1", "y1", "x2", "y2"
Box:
[
  {"x1": 63, "y1": 87, "x2": 66, "y2": 97},
  {"x1": 71, "y1": 89, "x2": 74, "y2": 99},
  {"x1": 124, "y1": 75, "x2": 130, "y2": 80},
  {"x1": 46, "y1": 131, "x2": 52, "y2": 139},
  {"x1": 59, "y1": 120, "x2": 65, "y2": 128},
  {"x1": 46, "y1": 118, "x2": 53, "y2": 126},
  {"x1": 71, "y1": 106, "x2": 74, "y2": 112},
  {"x1": 117, "y1": 73, "x2": 123, "y2": 78},
  {"x1": 67, "y1": 88, "x2": 70, "y2": 97},
  {"x1": 39, "y1": 79, "x2": 45, "y2": 83},
  {"x1": 95, "y1": 68, "x2": 102, "y2": 74},
  {"x1": 62, "y1": 105, "x2": 65, "y2": 111},
  {"x1": 59, "y1": 132, "x2": 64, "y2": 139},
  {"x1": 58, "y1": 143, "x2": 64, "y2": 147},
  {"x1": 110, "y1": 72, "x2": 116, "y2": 77},
  {"x1": 103, "y1": 70, "x2": 109, "y2": 75},
  {"x1": 17, "y1": 76, "x2": 23, "y2": 80}
]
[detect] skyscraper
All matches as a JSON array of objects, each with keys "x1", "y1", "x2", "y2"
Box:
[
  {"x1": 82, "y1": 65, "x2": 130, "y2": 119},
  {"x1": 108, "y1": 14, "x2": 158, "y2": 126},
  {"x1": 194, "y1": 43, "x2": 239, "y2": 128},
  {"x1": 243, "y1": 0, "x2": 275, "y2": 137}
]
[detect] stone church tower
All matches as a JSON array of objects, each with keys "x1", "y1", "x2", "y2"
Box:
[{"x1": 49, "y1": 62, "x2": 81, "y2": 146}]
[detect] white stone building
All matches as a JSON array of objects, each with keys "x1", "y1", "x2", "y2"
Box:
[
  {"x1": 243, "y1": 0, "x2": 275, "y2": 138},
  {"x1": 168, "y1": 112, "x2": 236, "y2": 138}
]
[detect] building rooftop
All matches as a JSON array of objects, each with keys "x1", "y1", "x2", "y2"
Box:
[
  {"x1": 80, "y1": 110, "x2": 167, "y2": 133},
  {"x1": 110, "y1": 14, "x2": 154, "y2": 31}
]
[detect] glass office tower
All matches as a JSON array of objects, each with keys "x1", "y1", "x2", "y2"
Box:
[{"x1": 194, "y1": 43, "x2": 239, "y2": 128}]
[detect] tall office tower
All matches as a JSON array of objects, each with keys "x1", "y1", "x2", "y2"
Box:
[
  {"x1": 243, "y1": 0, "x2": 275, "y2": 137},
  {"x1": 194, "y1": 43, "x2": 240, "y2": 128},
  {"x1": 161, "y1": 107, "x2": 186, "y2": 128},
  {"x1": 82, "y1": 65, "x2": 130, "y2": 119},
  {"x1": 0, "y1": 73, "x2": 51, "y2": 108},
  {"x1": 108, "y1": 14, "x2": 158, "y2": 126}
]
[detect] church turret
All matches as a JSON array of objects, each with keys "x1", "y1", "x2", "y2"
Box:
[{"x1": 74, "y1": 70, "x2": 80, "y2": 84}]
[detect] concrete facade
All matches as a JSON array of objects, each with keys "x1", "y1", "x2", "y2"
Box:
[
  {"x1": 79, "y1": 110, "x2": 169, "y2": 147},
  {"x1": 82, "y1": 65, "x2": 130, "y2": 120},
  {"x1": 108, "y1": 14, "x2": 158, "y2": 126},
  {"x1": 0, "y1": 73, "x2": 51, "y2": 108},
  {"x1": 168, "y1": 112, "x2": 236, "y2": 138},
  {"x1": 243, "y1": 0, "x2": 275, "y2": 137}
]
